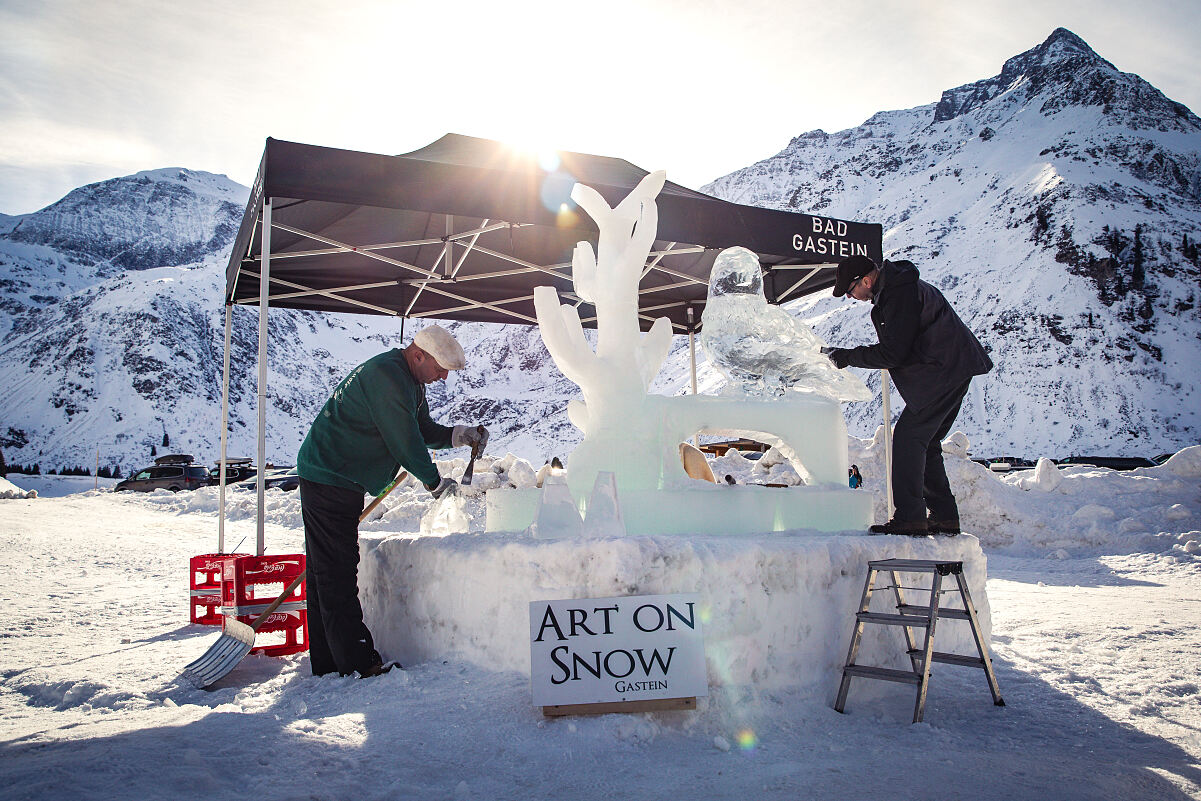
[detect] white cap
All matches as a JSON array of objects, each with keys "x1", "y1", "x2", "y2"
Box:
[{"x1": 412, "y1": 324, "x2": 466, "y2": 370}]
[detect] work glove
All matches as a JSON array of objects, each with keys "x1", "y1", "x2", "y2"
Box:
[
  {"x1": 822, "y1": 347, "x2": 851, "y2": 370},
  {"x1": 452, "y1": 424, "x2": 489, "y2": 451},
  {"x1": 426, "y1": 477, "x2": 459, "y2": 499}
]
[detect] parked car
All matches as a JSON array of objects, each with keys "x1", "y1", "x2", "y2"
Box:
[
  {"x1": 115, "y1": 454, "x2": 210, "y2": 492},
  {"x1": 977, "y1": 456, "x2": 1035, "y2": 472},
  {"x1": 208, "y1": 458, "x2": 257, "y2": 485},
  {"x1": 234, "y1": 467, "x2": 300, "y2": 492},
  {"x1": 1058, "y1": 456, "x2": 1157, "y2": 471}
]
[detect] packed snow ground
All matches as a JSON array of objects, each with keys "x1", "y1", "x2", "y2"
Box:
[{"x1": 1, "y1": 442, "x2": 1199, "y2": 800}]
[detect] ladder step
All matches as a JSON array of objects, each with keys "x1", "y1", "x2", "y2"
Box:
[
  {"x1": 842, "y1": 664, "x2": 921, "y2": 685},
  {"x1": 897, "y1": 604, "x2": 971, "y2": 620},
  {"x1": 909, "y1": 650, "x2": 986, "y2": 668},
  {"x1": 869, "y1": 558, "x2": 963, "y2": 575},
  {"x1": 857, "y1": 611, "x2": 931, "y2": 627}
]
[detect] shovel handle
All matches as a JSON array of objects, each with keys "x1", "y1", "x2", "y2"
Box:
[
  {"x1": 359, "y1": 470, "x2": 409, "y2": 522},
  {"x1": 249, "y1": 570, "x2": 307, "y2": 633}
]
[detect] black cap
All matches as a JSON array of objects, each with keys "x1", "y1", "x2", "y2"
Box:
[{"x1": 832, "y1": 255, "x2": 877, "y2": 297}]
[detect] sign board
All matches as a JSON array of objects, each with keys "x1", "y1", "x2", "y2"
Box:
[{"x1": 529, "y1": 593, "x2": 707, "y2": 708}]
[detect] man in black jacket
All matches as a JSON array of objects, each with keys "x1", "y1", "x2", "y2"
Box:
[{"x1": 825, "y1": 256, "x2": 992, "y2": 536}]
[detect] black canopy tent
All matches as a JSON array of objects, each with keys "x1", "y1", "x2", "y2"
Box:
[
  {"x1": 218, "y1": 135, "x2": 887, "y2": 554},
  {"x1": 224, "y1": 135, "x2": 882, "y2": 332}
]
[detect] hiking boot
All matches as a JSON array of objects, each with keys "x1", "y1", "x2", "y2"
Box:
[
  {"x1": 358, "y1": 649, "x2": 402, "y2": 679},
  {"x1": 359, "y1": 659, "x2": 402, "y2": 679},
  {"x1": 868, "y1": 518, "x2": 929, "y2": 536},
  {"x1": 927, "y1": 516, "x2": 961, "y2": 536}
]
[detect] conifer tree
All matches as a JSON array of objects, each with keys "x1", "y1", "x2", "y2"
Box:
[
  {"x1": 0, "y1": 447, "x2": 6, "y2": 476},
  {"x1": 1140, "y1": 294, "x2": 1154, "y2": 320},
  {"x1": 1132, "y1": 225, "x2": 1145, "y2": 288}
]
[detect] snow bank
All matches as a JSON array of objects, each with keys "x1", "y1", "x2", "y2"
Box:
[
  {"x1": 359, "y1": 530, "x2": 989, "y2": 698},
  {"x1": 848, "y1": 436, "x2": 1200, "y2": 556},
  {"x1": 0, "y1": 475, "x2": 37, "y2": 499}
]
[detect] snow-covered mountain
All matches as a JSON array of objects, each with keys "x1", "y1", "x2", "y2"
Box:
[
  {"x1": 706, "y1": 28, "x2": 1201, "y2": 457},
  {"x1": 1, "y1": 28, "x2": 1198, "y2": 474}
]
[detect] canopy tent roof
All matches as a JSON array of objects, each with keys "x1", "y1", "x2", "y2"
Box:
[{"x1": 225, "y1": 135, "x2": 882, "y2": 332}]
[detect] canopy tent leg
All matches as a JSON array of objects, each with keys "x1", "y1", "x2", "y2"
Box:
[
  {"x1": 217, "y1": 302, "x2": 233, "y2": 553},
  {"x1": 687, "y1": 307, "x2": 699, "y2": 446},
  {"x1": 881, "y1": 369, "x2": 894, "y2": 519},
  {"x1": 255, "y1": 198, "x2": 271, "y2": 557}
]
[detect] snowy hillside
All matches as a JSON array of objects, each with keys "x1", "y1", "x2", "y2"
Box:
[
  {"x1": 704, "y1": 28, "x2": 1201, "y2": 455},
  {"x1": 1, "y1": 28, "x2": 1199, "y2": 474}
]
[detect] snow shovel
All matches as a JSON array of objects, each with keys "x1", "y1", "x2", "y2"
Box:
[
  {"x1": 182, "y1": 569, "x2": 306, "y2": 688},
  {"x1": 181, "y1": 472, "x2": 407, "y2": 688}
]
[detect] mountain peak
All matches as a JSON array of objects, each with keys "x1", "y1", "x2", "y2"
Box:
[
  {"x1": 993, "y1": 26, "x2": 1109, "y2": 86},
  {"x1": 4, "y1": 168, "x2": 249, "y2": 270},
  {"x1": 1037, "y1": 27, "x2": 1099, "y2": 64},
  {"x1": 932, "y1": 27, "x2": 1179, "y2": 124}
]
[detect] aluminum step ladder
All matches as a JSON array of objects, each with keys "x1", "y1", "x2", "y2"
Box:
[{"x1": 834, "y1": 558, "x2": 1005, "y2": 723}]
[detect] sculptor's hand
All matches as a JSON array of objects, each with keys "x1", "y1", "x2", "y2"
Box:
[
  {"x1": 825, "y1": 348, "x2": 851, "y2": 369},
  {"x1": 426, "y1": 477, "x2": 459, "y2": 499},
  {"x1": 452, "y1": 425, "x2": 489, "y2": 451}
]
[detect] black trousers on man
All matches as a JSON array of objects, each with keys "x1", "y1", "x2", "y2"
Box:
[
  {"x1": 890, "y1": 378, "x2": 972, "y2": 524},
  {"x1": 299, "y1": 478, "x2": 377, "y2": 676}
]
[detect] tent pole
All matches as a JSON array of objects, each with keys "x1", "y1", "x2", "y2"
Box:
[
  {"x1": 688, "y1": 331, "x2": 698, "y2": 394},
  {"x1": 255, "y1": 198, "x2": 271, "y2": 557},
  {"x1": 218, "y1": 302, "x2": 233, "y2": 553},
  {"x1": 881, "y1": 369, "x2": 894, "y2": 518},
  {"x1": 687, "y1": 307, "x2": 698, "y2": 395},
  {"x1": 687, "y1": 307, "x2": 699, "y2": 447}
]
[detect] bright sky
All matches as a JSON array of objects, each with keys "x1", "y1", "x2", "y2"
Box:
[{"x1": 0, "y1": 0, "x2": 1198, "y2": 215}]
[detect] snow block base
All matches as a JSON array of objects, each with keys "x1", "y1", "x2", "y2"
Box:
[
  {"x1": 485, "y1": 485, "x2": 874, "y2": 536},
  {"x1": 359, "y1": 531, "x2": 990, "y2": 699}
]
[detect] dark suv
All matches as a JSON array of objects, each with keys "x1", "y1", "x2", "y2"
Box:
[
  {"x1": 208, "y1": 458, "x2": 257, "y2": 485},
  {"x1": 115, "y1": 454, "x2": 210, "y2": 492}
]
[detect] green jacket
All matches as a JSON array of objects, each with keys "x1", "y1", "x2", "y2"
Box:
[{"x1": 297, "y1": 349, "x2": 452, "y2": 495}]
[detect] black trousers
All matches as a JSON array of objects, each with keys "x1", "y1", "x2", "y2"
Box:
[
  {"x1": 299, "y1": 478, "x2": 376, "y2": 676},
  {"x1": 891, "y1": 377, "x2": 973, "y2": 524}
]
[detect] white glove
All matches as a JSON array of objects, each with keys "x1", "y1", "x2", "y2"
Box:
[
  {"x1": 452, "y1": 425, "x2": 489, "y2": 451},
  {"x1": 426, "y1": 477, "x2": 459, "y2": 499}
]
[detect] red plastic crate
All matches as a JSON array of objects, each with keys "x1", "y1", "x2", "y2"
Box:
[
  {"x1": 220, "y1": 553, "x2": 309, "y2": 656},
  {"x1": 189, "y1": 552, "x2": 250, "y2": 625}
]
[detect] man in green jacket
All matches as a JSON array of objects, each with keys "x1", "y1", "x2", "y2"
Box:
[{"x1": 297, "y1": 324, "x2": 488, "y2": 677}]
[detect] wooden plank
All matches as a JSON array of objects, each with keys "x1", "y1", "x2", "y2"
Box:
[{"x1": 541, "y1": 697, "x2": 697, "y2": 717}]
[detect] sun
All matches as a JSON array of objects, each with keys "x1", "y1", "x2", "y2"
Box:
[{"x1": 497, "y1": 133, "x2": 564, "y2": 173}]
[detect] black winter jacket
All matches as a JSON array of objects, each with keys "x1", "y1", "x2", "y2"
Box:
[{"x1": 841, "y1": 260, "x2": 992, "y2": 410}]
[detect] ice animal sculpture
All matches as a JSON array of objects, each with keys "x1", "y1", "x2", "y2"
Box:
[
  {"x1": 701, "y1": 247, "x2": 871, "y2": 402},
  {"x1": 487, "y1": 171, "x2": 873, "y2": 536}
]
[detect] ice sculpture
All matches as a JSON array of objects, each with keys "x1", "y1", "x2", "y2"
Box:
[
  {"x1": 533, "y1": 172, "x2": 674, "y2": 501},
  {"x1": 581, "y1": 472, "x2": 626, "y2": 538},
  {"x1": 420, "y1": 492, "x2": 470, "y2": 536},
  {"x1": 486, "y1": 171, "x2": 873, "y2": 536},
  {"x1": 702, "y1": 247, "x2": 870, "y2": 402},
  {"x1": 530, "y1": 481, "x2": 583, "y2": 539}
]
